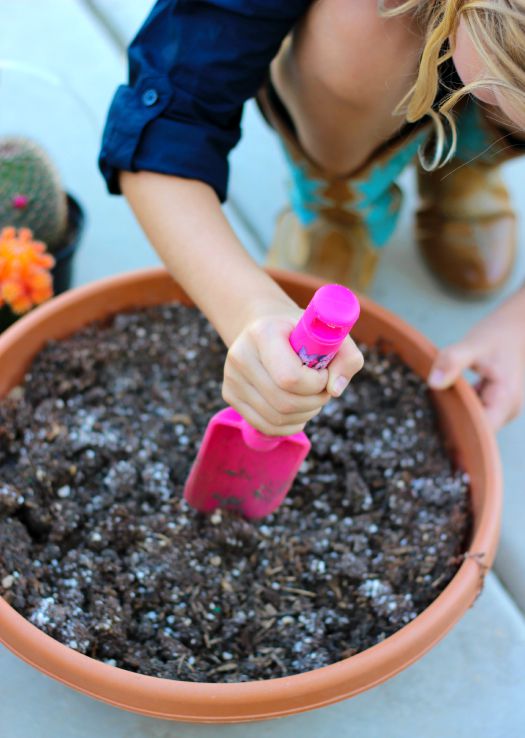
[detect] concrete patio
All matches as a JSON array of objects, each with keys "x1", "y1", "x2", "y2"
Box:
[{"x1": 0, "y1": 2, "x2": 524, "y2": 736}]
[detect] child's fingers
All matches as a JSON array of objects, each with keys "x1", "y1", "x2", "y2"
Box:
[
  {"x1": 478, "y1": 375, "x2": 524, "y2": 430},
  {"x1": 429, "y1": 338, "x2": 524, "y2": 429},
  {"x1": 227, "y1": 348, "x2": 330, "y2": 414},
  {"x1": 235, "y1": 402, "x2": 307, "y2": 436},
  {"x1": 478, "y1": 380, "x2": 513, "y2": 430},
  {"x1": 427, "y1": 343, "x2": 475, "y2": 389},
  {"x1": 224, "y1": 362, "x2": 326, "y2": 426},
  {"x1": 251, "y1": 319, "x2": 329, "y2": 396},
  {"x1": 326, "y1": 337, "x2": 364, "y2": 397},
  {"x1": 226, "y1": 395, "x2": 319, "y2": 437}
]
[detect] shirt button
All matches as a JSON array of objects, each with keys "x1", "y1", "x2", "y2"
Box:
[{"x1": 142, "y1": 88, "x2": 159, "y2": 107}]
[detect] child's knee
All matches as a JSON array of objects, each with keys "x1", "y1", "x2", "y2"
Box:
[{"x1": 295, "y1": 0, "x2": 422, "y2": 109}]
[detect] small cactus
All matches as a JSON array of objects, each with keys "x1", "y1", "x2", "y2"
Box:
[{"x1": 0, "y1": 137, "x2": 68, "y2": 253}]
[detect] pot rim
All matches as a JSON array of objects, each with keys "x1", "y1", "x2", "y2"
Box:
[{"x1": 0, "y1": 266, "x2": 502, "y2": 722}]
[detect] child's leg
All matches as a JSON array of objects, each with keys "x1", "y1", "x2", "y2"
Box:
[
  {"x1": 270, "y1": 0, "x2": 424, "y2": 176},
  {"x1": 261, "y1": 0, "x2": 429, "y2": 291},
  {"x1": 258, "y1": 78, "x2": 430, "y2": 290},
  {"x1": 262, "y1": 0, "x2": 523, "y2": 295},
  {"x1": 416, "y1": 96, "x2": 525, "y2": 296}
]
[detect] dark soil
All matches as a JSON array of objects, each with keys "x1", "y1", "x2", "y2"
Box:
[{"x1": 0, "y1": 304, "x2": 471, "y2": 682}]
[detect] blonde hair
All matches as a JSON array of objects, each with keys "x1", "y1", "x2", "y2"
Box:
[{"x1": 379, "y1": 0, "x2": 525, "y2": 169}]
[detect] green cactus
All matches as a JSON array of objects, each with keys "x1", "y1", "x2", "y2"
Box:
[{"x1": 0, "y1": 136, "x2": 68, "y2": 253}]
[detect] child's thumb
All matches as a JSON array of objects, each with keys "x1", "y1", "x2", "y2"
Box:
[
  {"x1": 428, "y1": 342, "x2": 475, "y2": 390},
  {"x1": 326, "y1": 338, "x2": 364, "y2": 398}
]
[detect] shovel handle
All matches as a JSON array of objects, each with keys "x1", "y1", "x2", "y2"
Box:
[{"x1": 289, "y1": 284, "x2": 360, "y2": 369}]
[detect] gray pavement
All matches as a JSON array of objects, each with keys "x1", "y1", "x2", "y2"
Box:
[{"x1": 0, "y1": 1, "x2": 524, "y2": 735}]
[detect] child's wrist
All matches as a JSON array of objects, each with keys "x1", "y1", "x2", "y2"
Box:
[
  {"x1": 241, "y1": 295, "x2": 299, "y2": 338},
  {"x1": 223, "y1": 277, "x2": 299, "y2": 344},
  {"x1": 246, "y1": 292, "x2": 298, "y2": 322}
]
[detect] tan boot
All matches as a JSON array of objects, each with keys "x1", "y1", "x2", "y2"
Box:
[
  {"x1": 257, "y1": 80, "x2": 430, "y2": 293},
  {"x1": 269, "y1": 207, "x2": 380, "y2": 292},
  {"x1": 416, "y1": 99, "x2": 523, "y2": 297}
]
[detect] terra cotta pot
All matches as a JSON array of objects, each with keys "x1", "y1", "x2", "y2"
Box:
[{"x1": 0, "y1": 267, "x2": 502, "y2": 723}]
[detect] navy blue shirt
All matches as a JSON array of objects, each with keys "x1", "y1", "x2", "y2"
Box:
[{"x1": 99, "y1": 0, "x2": 311, "y2": 202}]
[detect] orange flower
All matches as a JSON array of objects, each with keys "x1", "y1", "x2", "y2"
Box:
[{"x1": 0, "y1": 227, "x2": 55, "y2": 315}]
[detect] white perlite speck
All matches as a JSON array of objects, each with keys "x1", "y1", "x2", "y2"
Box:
[
  {"x1": 359, "y1": 579, "x2": 390, "y2": 599},
  {"x1": 57, "y1": 485, "x2": 71, "y2": 498},
  {"x1": 30, "y1": 597, "x2": 55, "y2": 627},
  {"x1": 1, "y1": 575, "x2": 14, "y2": 589}
]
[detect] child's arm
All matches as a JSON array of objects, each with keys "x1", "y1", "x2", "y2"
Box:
[
  {"x1": 121, "y1": 169, "x2": 364, "y2": 435},
  {"x1": 428, "y1": 285, "x2": 525, "y2": 429},
  {"x1": 121, "y1": 170, "x2": 292, "y2": 348},
  {"x1": 100, "y1": 2, "x2": 363, "y2": 434}
]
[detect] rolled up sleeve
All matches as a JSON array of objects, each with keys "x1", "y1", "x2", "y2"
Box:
[{"x1": 99, "y1": 0, "x2": 309, "y2": 201}]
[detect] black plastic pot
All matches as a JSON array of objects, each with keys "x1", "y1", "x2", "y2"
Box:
[
  {"x1": 0, "y1": 193, "x2": 84, "y2": 332},
  {"x1": 52, "y1": 194, "x2": 85, "y2": 295}
]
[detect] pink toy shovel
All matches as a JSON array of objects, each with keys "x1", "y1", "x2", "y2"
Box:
[{"x1": 183, "y1": 284, "x2": 360, "y2": 519}]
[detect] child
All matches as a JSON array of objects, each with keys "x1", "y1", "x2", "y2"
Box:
[{"x1": 99, "y1": 0, "x2": 525, "y2": 434}]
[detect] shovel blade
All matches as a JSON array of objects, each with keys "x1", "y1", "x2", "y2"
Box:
[{"x1": 184, "y1": 408, "x2": 310, "y2": 519}]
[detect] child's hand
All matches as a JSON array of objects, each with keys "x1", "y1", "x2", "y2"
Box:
[
  {"x1": 428, "y1": 287, "x2": 525, "y2": 430},
  {"x1": 223, "y1": 305, "x2": 364, "y2": 436}
]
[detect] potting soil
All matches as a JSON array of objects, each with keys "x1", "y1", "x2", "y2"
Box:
[{"x1": 0, "y1": 304, "x2": 471, "y2": 682}]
